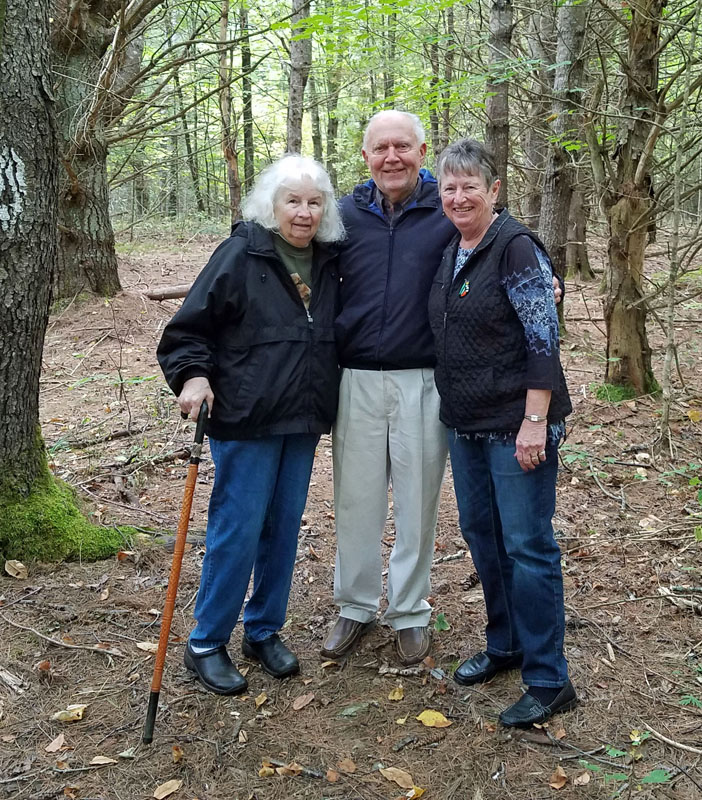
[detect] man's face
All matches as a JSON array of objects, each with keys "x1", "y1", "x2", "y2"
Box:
[{"x1": 362, "y1": 114, "x2": 426, "y2": 205}]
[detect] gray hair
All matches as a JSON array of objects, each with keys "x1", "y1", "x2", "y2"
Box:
[
  {"x1": 436, "y1": 139, "x2": 499, "y2": 189},
  {"x1": 362, "y1": 110, "x2": 426, "y2": 150},
  {"x1": 241, "y1": 154, "x2": 344, "y2": 242}
]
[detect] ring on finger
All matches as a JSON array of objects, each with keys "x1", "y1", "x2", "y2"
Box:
[{"x1": 538, "y1": 450, "x2": 546, "y2": 457}]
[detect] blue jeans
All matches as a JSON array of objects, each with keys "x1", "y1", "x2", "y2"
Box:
[
  {"x1": 448, "y1": 432, "x2": 568, "y2": 687},
  {"x1": 190, "y1": 433, "x2": 319, "y2": 648}
]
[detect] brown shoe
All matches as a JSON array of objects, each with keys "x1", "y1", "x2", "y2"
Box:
[
  {"x1": 320, "y1": 616, "x2": 374, "y2": 659},
  {"x1": 395, "y1": 626, "x2": 431, "y2": 666}
]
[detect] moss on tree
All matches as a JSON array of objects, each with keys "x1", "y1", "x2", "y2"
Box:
[{"x1": 0, "y1": 464, "x2": 129, "y2": 562}]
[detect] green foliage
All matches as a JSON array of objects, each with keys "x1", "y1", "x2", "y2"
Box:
[
  {"x1": 640, "y1": 769, "x2": 671, "y2": 784},
  {"x1": 605, "y1": 746, "x2": 627, "y2": 758},
  {"x1": 0, "y1": 466, "x2": 128, "y2": 562},
  {"x1": 433, "y1": 612, "x2": 451, "y2": 632},
  {"x1": 680, "y1": 693, "x2": 702, "y2": 708},
  {"x1": 592, "y1": 383, "x2": 638, "y2": 403}
]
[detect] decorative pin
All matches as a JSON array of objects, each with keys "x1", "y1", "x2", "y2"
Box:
[{"x1": 459, "y1": 279, "x2": 470, "y2": 297}]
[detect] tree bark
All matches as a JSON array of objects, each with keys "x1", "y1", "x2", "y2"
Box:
[
  {"x1": 287, "y1": 0, "x2": 312, "y2": 153},
  {"x1": 485, "y1": 0, "x2": 512, "y2": 207},
  {"x1": 538, "y1": 0, "x2": 587, "y2": 279},
  {"x1": 600, "y1": 0, "x2": 663, "y2": 393},
  {"x1": 219, "y1": 0, "x2": 241, "y2": 223},
  {"x1": 0, "y1": 0, "x2": 57, "y2": 496},
  {"x1": 521, "y1": 1, "x2": 555, "y2": 229},
  {"x1": 566, "y1": 189, "x2": 594, "y2": 280},
  {"x1": 240, "y1": 2, "x2": 254, "y2": 193}
]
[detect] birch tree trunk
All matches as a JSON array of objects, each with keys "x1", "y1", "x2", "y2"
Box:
[
  {"x1": 287, "y1": 0, "x2": 312, "y2": 153},
  {"x1": 219, "y1": 0, "x2": 241, "y2": 223},
  {"x1": 485, "y1": 0, "x2": 512, "y2": 207}
]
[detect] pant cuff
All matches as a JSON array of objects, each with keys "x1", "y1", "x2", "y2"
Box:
[{"x1": 337, "y1": 606, "x2": 377, "y2": 625}]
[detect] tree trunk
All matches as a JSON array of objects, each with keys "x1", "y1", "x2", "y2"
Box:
[
  {"x1": 325, "y1": 74, "x2": 341, "y2": 193},
  {"x1": 219, "y1": 0, "x2": 241, "y2": 223},
  {"x1": 286, "y1": 0, "x2": 312, "y2": 153},
  {"x1": 485, "y1": 0, "x2": 512, "y2": 207},
  {"x1": 521, "y1": 1, "x2": 555, "y2": 229},
  {"x1": 600, "y1": 0, "x2": 663, "y2": 394},
  {"x1": 240, "y1": 2, "x2": 254, "y2": 193},
  {"x1": 0, "y1": 0, "x2": 57, "y2": 496},
  {"x1": 0, "y1": 0, "x2": 123, "y2": 561},
  {"x1": 174, "y1": 70, "x2": 206, "y2": 213},
  {"x1": 51, "y1": 4, "x2": 123, "y2": 300},
  {"x1": 309, "y1": 73, "x2": 324, "y2": 162},
  {"x1": 566, "y1": 188, "x2": 594, "y2": 280},
  {"x1": 383, "y1": 12, "x2": 397, "y2": 106},
  {"x1": 538, "y1": 0, "x2": 587, "y2": 278}
]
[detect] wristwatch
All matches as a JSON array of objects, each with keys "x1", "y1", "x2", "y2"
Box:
[{"x1": 524, "y1": 414, "x2": 548, "y2": 422}]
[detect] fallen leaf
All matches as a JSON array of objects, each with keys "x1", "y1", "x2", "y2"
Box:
[
  {"x1": 64, "y1": 787, "x2": 79, "y2": 799},
  {"x1": 408, "y1": 788, "x2": 426, "y2": 799},
  {"x1": 292, "y1": 692, "x2": 315, "y2": 711},
  {"x1": 388, "y1": 685, "x2": 404, "y2": 701},
  {"x1": 51, "y1": 704, "x2": 88, "y2": 722},
  {"x1": 338, "y1": 702, "x2": 370, "y2": 717},
  {"x1": 553, "y1": 726, "x2": 567, "y2": 740},
  {"x1": 90, "y1": 755, "x2": 118, "y2": 765},
  {"x1": 136, "y1": 642, "x2": 159, "y2": 654},
  {"x1": 238, "y1": 730, "x2": 248, "y2": 743},
  {"x1": 549, "y1": 765, "x2": 568, "y2": 789},
  {"x1": 338, "y1": 758, "x2": 357, "y2": 774},
  {"x1": 45, "y1": 733, "x2": 65, "y2": 753},
  {"x1": 573, "y1": 771, "x2": 591, "y2": 786},
  {"x1": 172, "y1": 745, "x2": 184, "y2": 763},
  {"x1": 321, "y1": 660, "x2": 339, "y2": 669},
  {"x1": 254, "y1": 692, "x2": 267, "y2": 709},
  {"x1": 153, "y1": 779, "x2": 183, "y2": 799},
  {"x1": 687, "y1": 408, "x2": 701, "y2": 423},
  {"x1": 275, "y1": 761, "x2": 303, "y2": 776},
  {"x1": 118, "y1": 747, "x2": 136, "y2": 759},
  {"x1": 395, "y1": 716, "x2": 408, "y2": 725},
  {"x1": 2, "y1": 735, "x2": 16, "y2": 743},
  {"x1": 258, "y1": 766, "x2": 275, "y2": 778},
  {"x1": 99, "y1": 587, "x2": 110, "y2": 601},
  {"x1": 116, "y1": 550, "x2": 135, "y2": 561},
  {"x1": 416, "y1": 709, "x2": 452, "y2": 728},
  {"x1": 5, "y1": 560, "x2": 28, "y2": 579},
  {"x1": 379, "y1": 766, "x2": 414, "y2": 790},
  {"x1": 326, "y1": 769, "x2": 340, "y2": 782},
  {"x1": 36, "y1": 660, "x2": 51, "y2": 672}
]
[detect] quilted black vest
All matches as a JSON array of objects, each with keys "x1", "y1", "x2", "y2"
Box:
[{"x1": 428, "y1": 211, "x2": 572, "y2": 433}]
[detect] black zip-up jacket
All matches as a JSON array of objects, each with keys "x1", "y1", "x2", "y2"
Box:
[
  {"x1": 335, "y1": 169, "x2": 457, "y2": 369},
  {"x1": 429, "y1": 210, "x2": 572, "y2": 433},
  {"x1": 157, "y1": 221, "x2": 341, "y2": 440}
]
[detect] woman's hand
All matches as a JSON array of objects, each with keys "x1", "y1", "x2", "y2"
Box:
[
  {"x1": 515, "y1": 419, "x2": 548, "y2": 472},
  {"x1": 177, "y1": 377, "x2": 214, "y2": 421}
]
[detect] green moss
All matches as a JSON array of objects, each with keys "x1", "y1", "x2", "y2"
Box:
[
  {"x1": 593, "y1": 383, "x2": 638, "y2": 403},
  {"x1": 0, "y1": 472, "x2": 129, "y2": 562}
]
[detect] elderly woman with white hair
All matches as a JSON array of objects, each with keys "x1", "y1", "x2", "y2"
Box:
[{"x1": 158, "y1": 155, "x2": 344, "y2": 694}]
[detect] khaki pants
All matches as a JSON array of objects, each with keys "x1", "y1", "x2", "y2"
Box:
[{"x1": 332, "y1": 368, "x2": 448, "y2": 630}]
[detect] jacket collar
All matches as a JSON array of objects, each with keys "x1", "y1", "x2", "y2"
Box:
[
  {"x1": 351, "y1": 168, "x2": 441, "y2": 211},
  {"x1": 442, "y1": 209, "x2": 513, "y2": 282},
  {"x1": 231, "y1": 220, "x2": 338, "y2": 265}
]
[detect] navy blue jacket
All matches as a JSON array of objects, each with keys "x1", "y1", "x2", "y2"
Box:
[
  {"x1": 157, "y1": 222, "x2": 340, "y2": 440},
  {"x1": 335, "y1": 169, "x2": 457, "y2": 369}
]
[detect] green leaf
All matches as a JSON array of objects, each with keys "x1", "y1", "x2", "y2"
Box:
[
  {"x1": 694, "y1": 526, "x2": 702, "y2": 542},
  {"x1": 604, "y1": 773, "x2": 629, "y2": 783},
  {"x1": 605, "y1": 746, "x2": 627, "y2": 758},
  {"x1": 640, "y1": 769, "x2": 671, "y2": 784},
  {"x1": 680, "y1": 694, "x2": 702, "y2": 707},
  {"x1": 434, "y1": 612, "x2": 451, "y2": 632}
]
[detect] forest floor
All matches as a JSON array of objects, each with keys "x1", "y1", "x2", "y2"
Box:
[{"x1": 1, "y1": 231, "x2": 701, "y2": 800}]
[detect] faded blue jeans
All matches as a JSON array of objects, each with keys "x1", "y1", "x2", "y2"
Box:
[
  {"x1": 190, "y1": 433, "x2": 319, "y2": 648},
  {"x1": 448, "y1": 432, "x2": 568, "y2": 688}
]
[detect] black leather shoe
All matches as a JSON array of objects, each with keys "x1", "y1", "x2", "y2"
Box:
[
  {"x1": 241, "y1": 633, "x2": 299, "y2": 679},
  {"x1": 320, "y1": 617, "x2": 375, "y2": 659},
  {"x1": 499, "y1": 681, "x2": 578, "y2": 728},
  {"x1": 184, "y1": 643, "x2": 248, "y2": 695},
  {"x1": 453, "y1": 650, "x2": 522, "y2": 686}
]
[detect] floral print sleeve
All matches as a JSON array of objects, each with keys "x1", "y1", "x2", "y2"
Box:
[{"x1": 499, "y1": 235, "x2": 561, "y2": 390}]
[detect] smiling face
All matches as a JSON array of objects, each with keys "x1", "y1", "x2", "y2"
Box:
[
  {"x1": 440, "y1": 171, "x2": 501, "y2": 240},
  {"x1": 273, "y1": 179, "x2": 324, "y2": 247},
  {"x1": 362, "y1": 113, "x2": 426, "y2": 204}
]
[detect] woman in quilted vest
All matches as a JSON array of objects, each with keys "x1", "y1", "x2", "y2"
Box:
[{"x1": 428, "y1": 138, "x2": 576, "y2": 728}]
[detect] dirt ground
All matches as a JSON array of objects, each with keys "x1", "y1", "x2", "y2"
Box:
[{"x1": 1, "y1": 232, "x2": 701, "y2": 800}]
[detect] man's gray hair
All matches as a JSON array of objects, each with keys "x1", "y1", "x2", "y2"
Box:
[
  {"x1": 362, "y1": 110, "x2": 426, "y2": 150},
  {"x1": 241, "y1": 154, "x2": 345, "y2": 242},
  {"x1": 436, "y1": 138, "x2": 499, "y2": 188}
]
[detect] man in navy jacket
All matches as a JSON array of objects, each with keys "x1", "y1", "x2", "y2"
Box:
[{"x1": 321, "y1": 111, "x2": 456, "y2": 665}]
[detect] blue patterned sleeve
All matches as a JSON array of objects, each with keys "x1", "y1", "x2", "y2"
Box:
[{"x1": 499, "y1": 235, "x2": 561, "y2": 389}]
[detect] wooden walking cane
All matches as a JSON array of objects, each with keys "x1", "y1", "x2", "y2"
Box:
[{"x1": 143, "y1": 400, "x2": 208, "y2": 744}]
